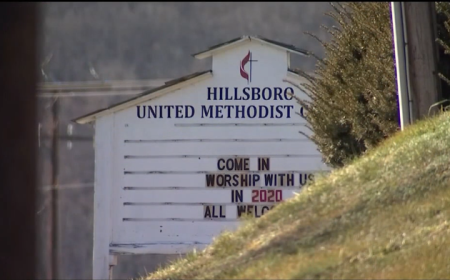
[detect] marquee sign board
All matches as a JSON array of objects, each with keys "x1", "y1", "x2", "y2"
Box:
[{"x1": 74, "y1": 35, "x2": 329, "y2": 279}]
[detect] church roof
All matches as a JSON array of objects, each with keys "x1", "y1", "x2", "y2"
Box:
[{"x1": 192, "y1": 35, "x2": 308, "y2": 59}]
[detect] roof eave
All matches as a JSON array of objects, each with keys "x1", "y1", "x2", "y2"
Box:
[
  {"x1": 192, "y1": 36, "x2": 308, "y2": 59},
  {"x1": 255, "y1": 38, "x2": 308, "y2": 57},
  {"x1": 193, "y1": 36, "x2": 308, "y2": 59},
  {"x1": 73, "y1": 70, "x2": 213, "y2": 125},
  {"x1": 193, "y1": 36, "x2": 249, "y2": 59},
  {"x1": 286, "y1": 69, "x2": 307, "y2": 84}
]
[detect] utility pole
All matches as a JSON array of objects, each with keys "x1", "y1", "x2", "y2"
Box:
[
  {"x1": 392, "y1": 2, "x2": 441, "y2": 130},
  {"x1": 404, "y1": 2, "x2": 441, "y2": 119},
  {"x1": 391, "y1": 2, "x2": 411, "y2": 129}
]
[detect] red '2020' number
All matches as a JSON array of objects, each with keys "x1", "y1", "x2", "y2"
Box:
[{"x1": 251, "y1": 190, "x2": 282, "y2": 202}]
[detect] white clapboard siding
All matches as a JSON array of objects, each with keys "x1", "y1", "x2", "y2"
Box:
[
  {"x1": 112, "y1": 220, "x2": 240, "y2": 244},
  {"x1": 128, "y1": 116, "x2": 306, "y2": 125},
  {"x1": 120, "y1": 125, "x2": 313, "y2": 140},
  {"x1": 120, "y1": 119, "x2": 307, "y2": 129},
  {"x1": 110, "y1": 243, "x2": 209, "y2": 255},
  {"x1": 121, "y1": 205, "x2": 206, "y2": 220},
  {"x1": 123, "y1": 157, "x2": 326, "y2": 172},
  {"x1": 121, "y1": 141, "x2": 319, "y2": 157},
  {"x1": 121, "y1": 204, "x2": 279, "y2": 220},
  {"x1": 168, "y1": 116, "x2": 305, "y2": 124},
  {"x1": 121, "y1": 205, "x2": 230, "y2": 220},
  {"x1": 119, "y1": 189, "x2": 300, "y2": 204},
  {"x1": 85, "y1": 37, "x2": 335, "y2": 277},
  {"x1": 123, "y1": 172, "x2": 316, "y2": 187},
  {"x1": 122, "y1": 104, "x2": 304, "y2": 125}
]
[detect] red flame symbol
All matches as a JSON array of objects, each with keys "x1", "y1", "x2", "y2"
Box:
[{"x1": 240, "y1": 51, "x2": 250, "y2": 83}]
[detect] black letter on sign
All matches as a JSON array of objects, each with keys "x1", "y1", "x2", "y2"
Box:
[
  {"x1": 237, "y1": 205, "x2": 247, "y2": 217},
  {"x1": 231, "y1": 190, "x2": 243, "y2": 203},
  {"x1": 219, "y1": 205, "x2": 226, "y2": 218},
  {"x1": 136, "y1": 106, "x2": 145, "y2": 118},
  {"x1": 204, "y1": 205, "x2": 211, "y2": 218},
  {"x1": 205, "y1": 205, "x2": 226, "y2": 219},
  {"x1": 299, "y1": 173, "x2": 310, "y2": 186},
  {"x1": 258, "y1": 157, "x2": 270, "y2": 171},
  {"x1": 217, "y1": 158, "x2": 225, "y2": 171},
  {"x1": 206, "y1": 174, "x2": 215, "y2": 187}
]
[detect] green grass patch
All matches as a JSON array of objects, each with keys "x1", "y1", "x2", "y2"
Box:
[{"x1": 144, "y1": 112, "x2": 450, "y2": 280}]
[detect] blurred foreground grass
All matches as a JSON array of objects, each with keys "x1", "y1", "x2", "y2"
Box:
[{"x1": 145, "y1": 112, "x2": 450, "y2": 279}]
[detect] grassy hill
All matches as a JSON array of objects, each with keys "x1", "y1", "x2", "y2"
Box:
[{"x1": 145, "y1": 112, "x2": 450, "y2": 280}]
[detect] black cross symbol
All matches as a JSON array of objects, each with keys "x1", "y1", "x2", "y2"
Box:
[{"x1": 249, "y1": 51, "x2": 258, "y2": 83}]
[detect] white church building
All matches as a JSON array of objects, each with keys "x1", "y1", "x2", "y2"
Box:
[{"x1": 74, "y1": 35, "x2": 328, "y2": 279}]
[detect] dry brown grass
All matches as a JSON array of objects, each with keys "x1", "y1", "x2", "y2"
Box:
[{"x1": 144, "y1": 112, "x2": 450, "y2": 280}]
